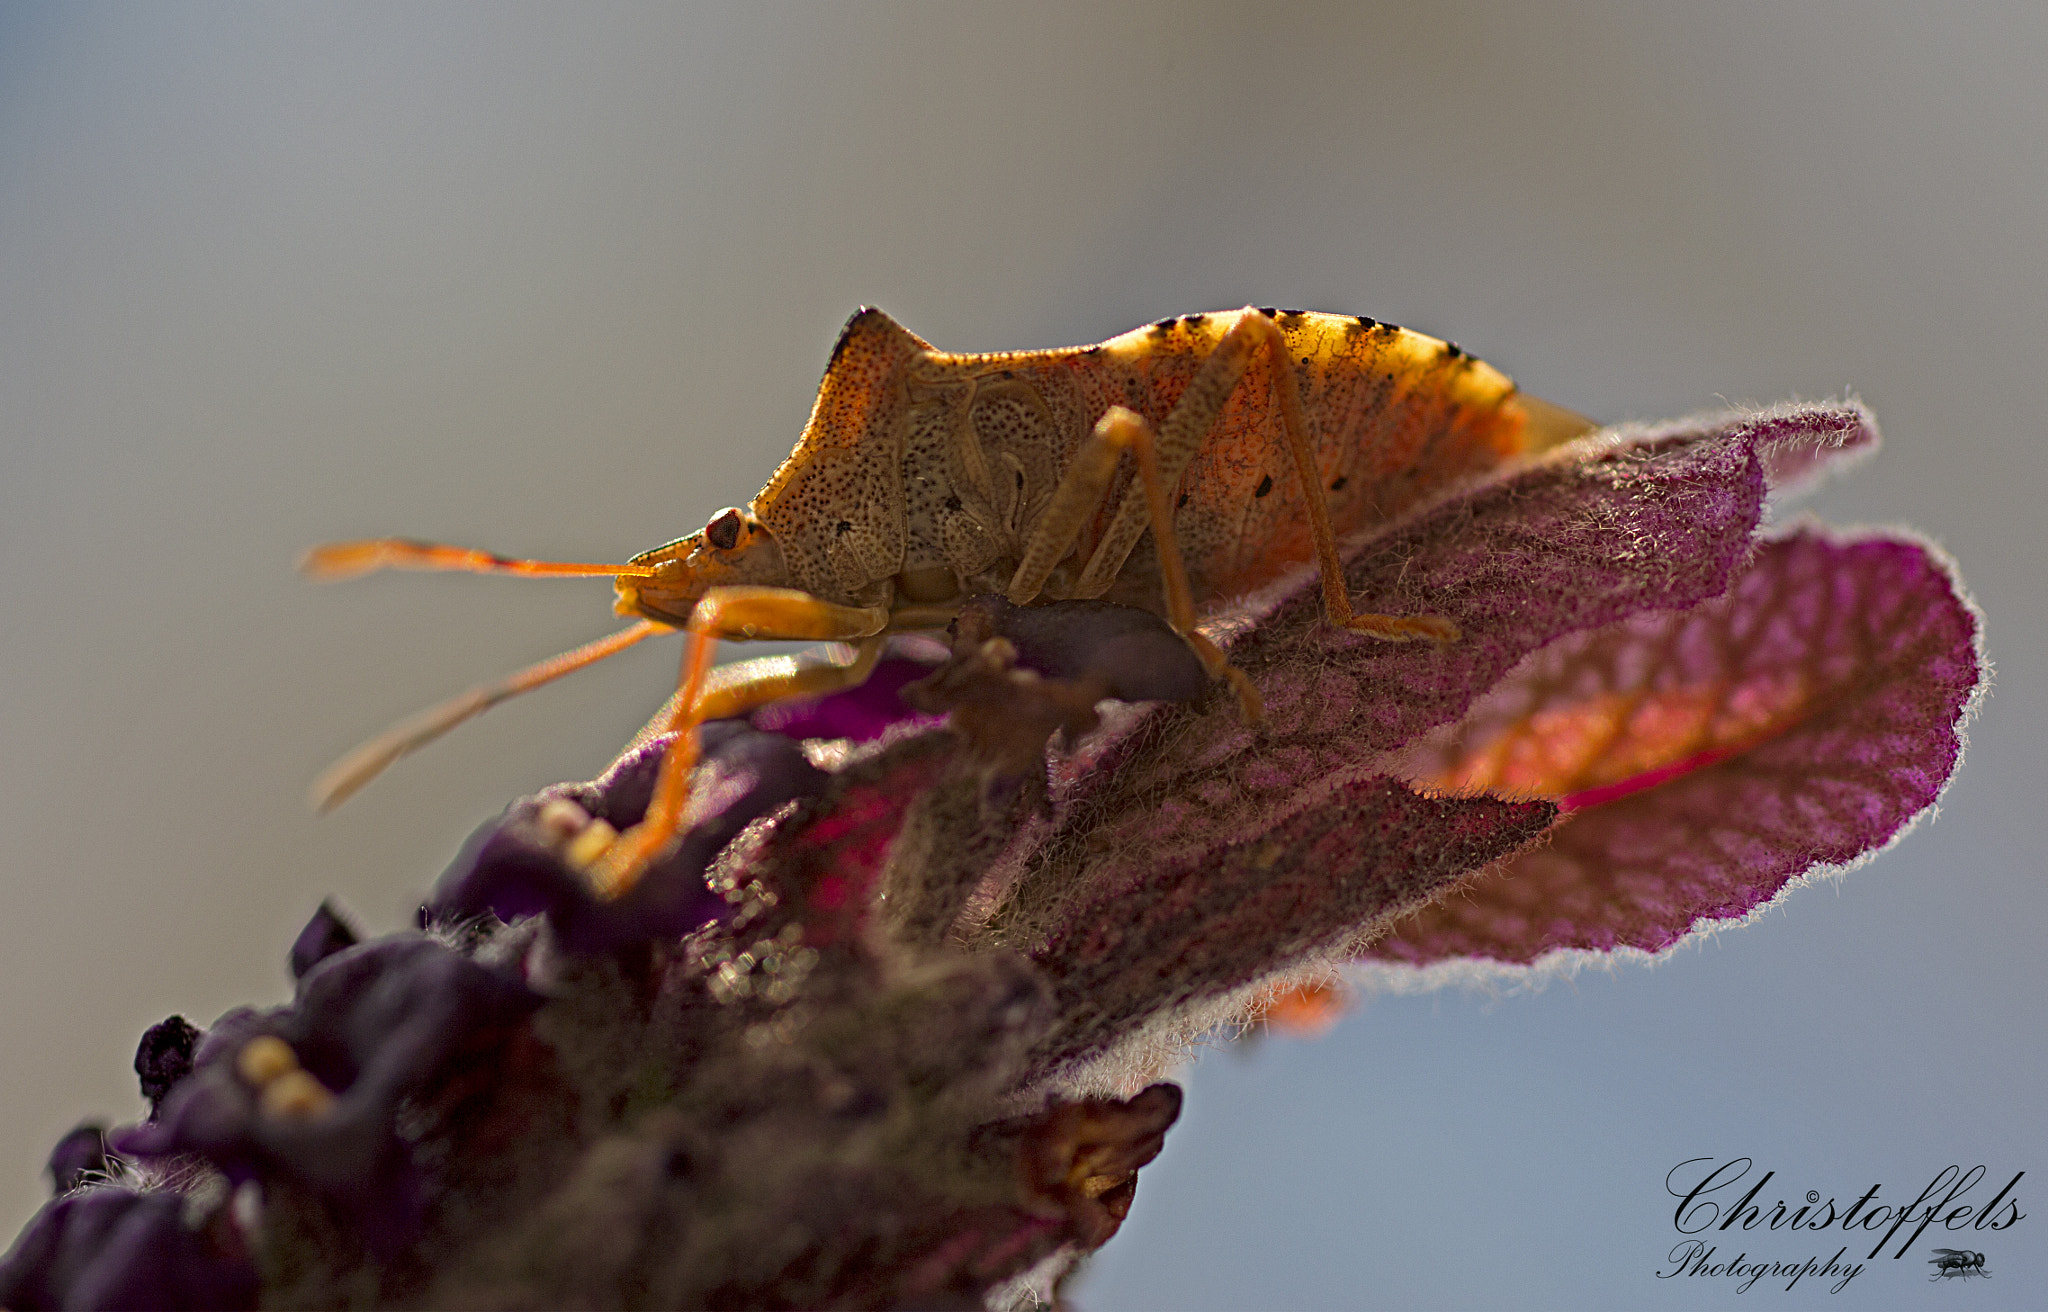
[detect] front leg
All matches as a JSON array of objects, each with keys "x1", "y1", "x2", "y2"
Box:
[{"x1": 585, "y1": 586, "x2": 888, "y2": 896}]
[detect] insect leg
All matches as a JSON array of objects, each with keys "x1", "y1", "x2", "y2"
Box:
[
  {"x1": 1074, "y1": 309, "x2": 1459, "y2": 643},
  {"x1": 1072, "y1": 323, "x2": 1264, "y2": 598},
  {"x1": 584, "y1": 586, "x2": 889, "y2": 896},
  {"x1": 619, "y1": 635, "x2": 896, "y2": 755},
  {"x1": 1006, "y1": 410, "x2": 1135, "y2": 605},
  {"x1": 1237, "y1": 312, "x2": 1460, "y2": 643},
  {"x1": 309, "y1": 619, "x2": 670, "y2": 811},
  {"x1": 1010, "y1": 406, "x2": 1260, "y2": 717}
]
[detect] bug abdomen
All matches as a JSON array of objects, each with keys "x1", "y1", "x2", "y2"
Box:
[{"x1": 1099, "y1": 310, "x2": 1559, "y2": 607}]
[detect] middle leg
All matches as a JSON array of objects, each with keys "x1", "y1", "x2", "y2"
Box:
[{"x1": 1008, "y1": 405, "x2": 1260, "y2": 717}]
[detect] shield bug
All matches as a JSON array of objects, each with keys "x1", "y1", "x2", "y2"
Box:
[{"x1": 307, "y1": 306, "x2": 1593, "y2": 890}]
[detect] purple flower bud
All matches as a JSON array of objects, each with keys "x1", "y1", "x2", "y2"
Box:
[
  {"x1": 0, "y1": 1187, "x2": 257, "y2": 1312},
  {"x1": 133, "y1": 1015, "x2": 202, "y2": 1118},
  {"x1": 183, "y1": 1006, "x2": 289, "y2": 1088},
  {"x1": 114, "y1": 936, "x2": 541, "y2": 1256},
  {"x1": 111, "y1": 1066, "x2": 267, "y2": 1187},
  {"x1": 429, "y1": 724, "x2": 827, "y2": 955},
  {"x1": 749, "y1": 649, "x2": 948, "y2": 741},
  {"x1": 288, "y1": 899, "x2": 359, "y2": 980},
  {"x1": 44, "y1": 1124, "x2": 108, "y2": 1196},
  {"x1": 287, "y1": 935, "x2": 541, "y2": 1099}
]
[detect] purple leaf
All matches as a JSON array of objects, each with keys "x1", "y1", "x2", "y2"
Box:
[
  {"x1": 1026, "y1": 778, "x2": 1555, "y2": 1074},
  {"x1": 743, "y1": 732, "x2": 960, "y2": 947},
  {"x1": 1613, "y1": 399, "x2": 1880, "y2": 501},
  {"x1": 44, "y1": 1124, "x2": 108, "y2": 1196},
  {"x1": 1000, "y1": 418, "x2": 1771, "y2": 957},
  {"x1": 1370, "y1": 528, "x2": 1983, "y2": 969}
]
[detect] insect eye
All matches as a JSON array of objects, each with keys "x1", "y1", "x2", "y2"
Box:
[{"x1": 705, "y1": 507, "x2": 745, "y2": 552}]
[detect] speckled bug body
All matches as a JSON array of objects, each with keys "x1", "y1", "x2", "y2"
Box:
[
  {"x1": 617, "y1": 306, "x2": 1589, "y2": 633},
  {"x1": 310, "y1": 305, "x2": 1592, "y2": 890}
]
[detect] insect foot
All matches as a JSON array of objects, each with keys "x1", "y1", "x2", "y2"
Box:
[
  {"x1": 8, "y1": 401, "x2": 1982, "y2": 1309},
  {"x1": 901, "y1": 594, "x2": 1211, "y2": 779}
]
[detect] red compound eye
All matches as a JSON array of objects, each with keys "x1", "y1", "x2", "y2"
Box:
[{"x1": 705, "y1": 508, "x2": 745, "y2": 552}]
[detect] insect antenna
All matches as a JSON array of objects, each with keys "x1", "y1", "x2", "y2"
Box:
[
  {"x1": 302, "y1": 537, "x2": 660, "y2": 581},
  {"x1": 309, "y1": 618, "x2": 670, "y2": 812}
]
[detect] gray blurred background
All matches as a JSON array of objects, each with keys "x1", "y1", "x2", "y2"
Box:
[{"x1": 2, "y1": 4, "x2": 2041, "y2": 1307}]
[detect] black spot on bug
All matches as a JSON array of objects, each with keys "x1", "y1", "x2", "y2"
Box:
[
  {"x1": 706, "y1": 508, "x2": 744, "y2": 552},
  {"x1": 1254, "y1": 474, "x2": 1274, "y2": 498},
  {"x1": 1176, "y1": 492, "x2": 1190, "y2": 509},
  {"x1": 1443, "y1": 341, "x2": 1466, "y2": 361},
  {"x1": 1377, "y1": 320, "x2": 1402, "y2": 334},
  {"x1": 1351, "y1": 315, "x2": 1377, "y2": 331},
  {"x1": 834, "y1": 520, "x2": 853, "y2": 535},
  {"x1": 943, "y1": 494, "x2": 963, "y2": 512},
  {"x1": 1330, "y1": 475, "x2": 1349, "y2": 492},
  {"x1": 1082, "y1": 345, "x2": 1104, "y2": 357},
  {"x1": 1184, "y1": 313, "x2": 1209, "y2": 327},
  {"x1": 1279, "y1": 309, "x2": 1306, "y2": 324},
  {"x1": 1256, "y1": 306, "x2": 1278, "y2": 318},
  {"x1": 1152, "y1": 318, "x2": 1176, "y2": 334}
]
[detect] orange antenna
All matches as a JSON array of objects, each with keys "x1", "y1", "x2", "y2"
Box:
[
  {"x1": 310, "y1": 618, "x2": 669, "y2": 811},
  {"x1": 302, "y1": 538, "x2": 658, "y2": 581}
]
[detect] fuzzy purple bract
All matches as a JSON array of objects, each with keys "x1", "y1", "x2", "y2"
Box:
[{"x1": 0, "y1": 401, "x2": 1981, "y2": 1309}]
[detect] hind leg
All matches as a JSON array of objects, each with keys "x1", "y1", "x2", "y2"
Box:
[
  {"x1": 1076, "y1": 308, "x2": 1459, "y2": 644},
  {"x1": 1236, "y1": 311, "x2": 1459, "y2": 642}
]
